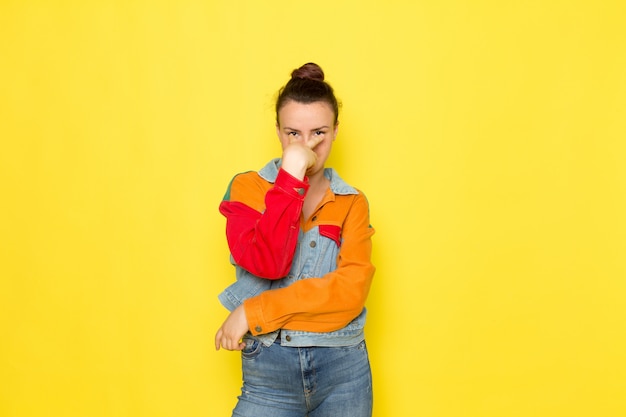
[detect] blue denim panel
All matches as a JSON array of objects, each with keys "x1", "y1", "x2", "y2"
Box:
[
  {"x1": 218, "y1": 256, "x2": 272, "y2": 312},
  {"x1": 271, "y1": 227, "x2": 340, "y2": 290}
]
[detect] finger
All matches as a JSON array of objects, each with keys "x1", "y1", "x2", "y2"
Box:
[
  {"x1": 306, "y1": 135, "x2": 324, "y2": 150},
  {"x1": 217, "y1": 332, "x2": 237, "y2": 351},
  {"x1": 220, "y1": 335, "x2": 244, "y2": 351},
  {"x1": 227, "y1": 339, "x2": 245, "y2": 351},
  {"x1": 215, "y1": 329, "x2": 222, "y2": 351}
]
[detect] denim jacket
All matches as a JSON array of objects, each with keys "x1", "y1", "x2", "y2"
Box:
[{"x1": 219, "y1": 159, "x2": 370, "y2": 347}]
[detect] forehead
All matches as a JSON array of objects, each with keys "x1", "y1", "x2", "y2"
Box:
[{"x1": 278, "y1": 101, "x2": 335, "y2": 128}]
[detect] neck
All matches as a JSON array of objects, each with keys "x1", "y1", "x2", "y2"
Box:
[{"x1": 306, "y1": 168, "x2": 328, "y2": 190}]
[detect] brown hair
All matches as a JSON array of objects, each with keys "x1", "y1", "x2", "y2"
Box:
[{"x1": 276, "y1": 63, "x2": 340, "y2": 125}]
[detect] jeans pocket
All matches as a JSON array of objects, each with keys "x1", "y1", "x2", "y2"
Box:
[{"x1": 241, "y1": 335, "x2": 262, "y2": 360}]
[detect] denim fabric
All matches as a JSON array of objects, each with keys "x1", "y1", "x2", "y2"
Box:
[
  {"x1": 258, "y1": 158, "x2": 358, "y2": 196},
  {"x1": 232, "y1": 335, "x2": 373, "y2": 417},
  {"x1": 218, "y1": 158, "x2": 367, "y2": 348}
]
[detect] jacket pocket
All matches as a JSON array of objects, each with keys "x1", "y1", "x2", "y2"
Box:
[{"x1": 319, "y1": 224, "x2": 341, "y2": 247}]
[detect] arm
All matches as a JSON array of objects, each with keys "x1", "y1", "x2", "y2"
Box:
[
  {"x1": 219, "y1": 168, "x2": 309, "y2": 279},
  {"x1": 243, "y1": 192, "x2": 375, "y2": 335},
  {"x1": 219, "y1": 136, "x2": 322, "y2": 279}
]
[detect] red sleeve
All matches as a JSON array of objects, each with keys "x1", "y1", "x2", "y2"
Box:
[{"x1": 219, "y1": 168, "x2": 309, "y2": 279}]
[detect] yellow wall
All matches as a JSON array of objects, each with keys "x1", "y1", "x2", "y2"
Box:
[{"x1": 1, "y1": 1, "x2": 625, "y2": 416}]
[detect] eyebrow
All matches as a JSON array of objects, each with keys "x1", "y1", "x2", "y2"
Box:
[{"x1": 283, "y1": 126, "x2": 331, "y2": 132}]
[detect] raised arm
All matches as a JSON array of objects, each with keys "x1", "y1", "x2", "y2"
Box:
[{"x1": 219, "y1": 168, "x2": 309, "y2": 279}]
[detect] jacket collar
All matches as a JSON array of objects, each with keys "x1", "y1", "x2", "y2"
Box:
[{"x1": 259, "y1": 158, "x2": 358, "y2": 195}]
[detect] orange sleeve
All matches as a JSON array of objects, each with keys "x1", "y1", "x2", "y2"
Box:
[{"x1": 243, "y1": 191, "x2": 375, "y2": 335}]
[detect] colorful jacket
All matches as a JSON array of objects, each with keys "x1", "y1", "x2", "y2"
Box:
[{"x1": 218, "y1": 158, "x2": 375, "y2": 347}]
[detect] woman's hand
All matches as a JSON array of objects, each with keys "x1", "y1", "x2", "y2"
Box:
[
  {"x1": 280, "y1": 135, "x2": 324, "y2": 180},
  {"x1": 215, "y1": 304, "x2": 249, "y2": 351}
]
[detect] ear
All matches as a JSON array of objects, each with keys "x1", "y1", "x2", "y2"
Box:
[
  {"x1": 276, "y1": 123, "x2": 280, "y2": 138},
  {"x1": 332, "y1": 122, "x2": 339, "y2": 140}
]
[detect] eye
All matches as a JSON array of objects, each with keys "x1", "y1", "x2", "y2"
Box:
[
  {"x1": 315, "y1": 130, "x2": 325, "y2": 136},
  {"x1": 287, "y1": 131, "x2": 298, "y2": 136}
]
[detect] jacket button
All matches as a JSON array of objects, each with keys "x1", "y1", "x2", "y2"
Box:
[
  {"x1": 310, "y1": 241, "x2": 316, "y2": 248},
  {"x1": 296, "y1": 188, "x2": 305, "y2": 195},
  {"x1": 255, "y1": 326, "x2": 262, "y2": 333},
  {"x1": 285, "y1": 335, "x2": 292, "y2": 342}
]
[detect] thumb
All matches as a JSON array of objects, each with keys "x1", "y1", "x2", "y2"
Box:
[{"x1": 215, "y1": 328, "x2": 222, "y2": 351}]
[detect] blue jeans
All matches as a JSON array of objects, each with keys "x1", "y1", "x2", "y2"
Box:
[{"x1": 232, "y1": 335, "x2": 373, "y2": 417}]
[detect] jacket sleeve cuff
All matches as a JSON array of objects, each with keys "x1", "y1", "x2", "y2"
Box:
[
  {"x1": 274, "y1": 168, "x2": 309, "y2": 199},
  {"x1": 244, "y1": 297, "x2": 268, "y2": 336}
]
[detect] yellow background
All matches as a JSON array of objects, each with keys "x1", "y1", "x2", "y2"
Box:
[{"x1": 1, "y1": 1, "x2": 625, "y2": 416}]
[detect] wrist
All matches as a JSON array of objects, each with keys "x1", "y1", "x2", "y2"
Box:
[{"x1": 280, "y1": 159, "x2": 308, "y2": 180}]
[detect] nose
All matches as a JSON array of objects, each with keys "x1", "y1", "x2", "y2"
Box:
[
  {"x1": 305, "y1": 134, "x2": 322, "y2": 145},
  {"x1": 292, "y1": 134, "x2": 314, "y2": 144}
]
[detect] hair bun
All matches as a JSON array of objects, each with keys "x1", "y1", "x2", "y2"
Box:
[
  {"x1": 277, "y1": 62, "x2": 339, "y2": 124},
  {"x1": 291, "y1": 62, "x2": 325, "y2": 82}
]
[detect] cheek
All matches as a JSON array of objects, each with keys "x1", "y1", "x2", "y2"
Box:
[
  {"x1": 315, "y1": 139, "x2": 332, "y2": 155},
  {"x1": 278, "y1": 135, "x2": 290, "y2": 149}
]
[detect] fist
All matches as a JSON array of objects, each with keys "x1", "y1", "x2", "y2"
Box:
[{"x1": 281, "y1": 135, "x2": 324, "y2": 179}]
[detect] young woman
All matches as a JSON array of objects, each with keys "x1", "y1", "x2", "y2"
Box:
[{"x1": 215, "y1": 62, "x2": 375, "y2": 417}]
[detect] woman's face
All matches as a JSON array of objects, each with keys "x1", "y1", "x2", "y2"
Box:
[{"x1": 276, "y1": 100, "x2": 338, "y2": 177}]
